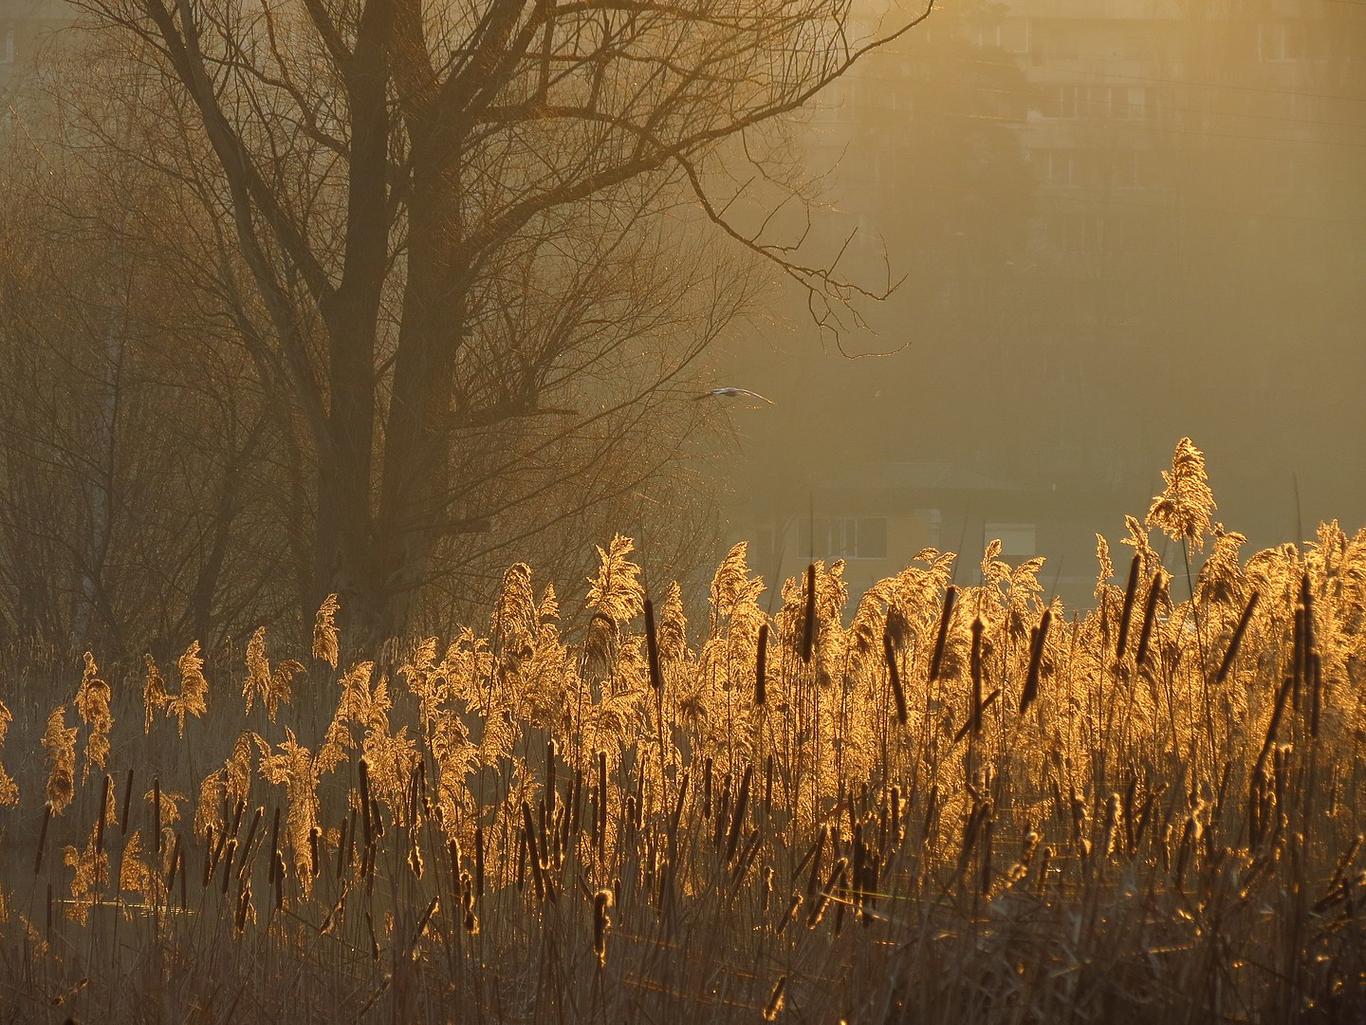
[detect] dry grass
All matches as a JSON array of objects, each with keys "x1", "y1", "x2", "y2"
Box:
[{"x1": 0, "y1": 440, "x2": 1362, "y2": 1024}]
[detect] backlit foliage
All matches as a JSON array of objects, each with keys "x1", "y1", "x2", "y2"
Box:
[{"x1": 0, "y1": 442, "x2": 1361, "y2": 1023}]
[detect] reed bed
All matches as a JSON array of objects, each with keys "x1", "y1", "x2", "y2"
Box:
[{"x1": 0, "y1": 440, "x2": 1362, "y2": 1024}]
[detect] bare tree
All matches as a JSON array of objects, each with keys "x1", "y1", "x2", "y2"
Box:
[{"x1": 48, "y1": 0, "x2": 931, "y2": 640}]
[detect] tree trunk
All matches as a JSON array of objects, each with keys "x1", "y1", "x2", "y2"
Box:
[
  {"x1": 312, "y1": 1, "x2": 395, "y2": 645},
  {"x1": 370, "y1": 141, "x2": 467, "y2": 639}
]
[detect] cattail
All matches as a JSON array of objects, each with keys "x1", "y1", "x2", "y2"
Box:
[
  {"x1": 806, "y1": 857, "x2": 848, "y2": 928},
  {"x1": 239, "y1": 806, "x2": 263, "y2": 881},
  {"x1": 1215, "y1": 591, "x2": 1259, "y2": 683},
  {"x1": 267, "y1": 806, "x2": 281, "y2": 879},
  {"x1": 725, "y1": 765, "x2": 753, "y2": 866},
  {"x1": 308, "y1": 826, "x2": 321, "y2": 878},
  {"x1": 970, "y1": 617, "x2": 985, "y2": 736},
  {"x1": 222, "y1": 839, "x2": 238, "y2": 894},
  {"x1": 801, "y1": 563, "x2": 817, "y2": 663},
  {"x1": 370, "y1": 798, "x2": 384, "y2": 841},
  {"x1": 1249, "y1": 677, "x2": 1295, "y2": 840},
  {"x1": 954, "y1": 690, "x2": 1000, "y2": 745},
  {"x1": 34, "y1": 804, "x2": 51, "y2": 876},
  {"x1": 152, "y1": 778, "x2": 162, "y2": 855},
  {"x1": 763, "y1": 975, "x2": 787, "y2": 1021},
  {"x1": 929, "y1": 585, "x2": 958, "y2": 681},
  {"x1": 644, "y1": 598, "x2": 663, "y2": 691},
  {"x1": 778, "y1": 891, "x2": 802, "y2": 933},
  {"x1": 1253, "y1": 676, "x2": 1295, "y2": 780},
  {"x1": 1134, "y1": 573, "x2": 1163, "y2": 669},
  {"x1": 1116, "y1": 553, "x2": 1141, "y2": 658},
  {"x1": 755, "y1": 623, "x2": 768, "y2": 706},
  {"x1": 1019, "y1": 608, "x2": 1051, "y2": 713},
  {"x1": 592, "y1": 888, "x2": 612, "y2": 967},
  {"x1": 883, "y1": 632, "x2": 907, "y2": 725},
  {"x1": 235, "y1": 882, "x2": 251, "y2": 932},
  {"x1": 120, "y1": 768, "x2": 134, "y2": 837}
]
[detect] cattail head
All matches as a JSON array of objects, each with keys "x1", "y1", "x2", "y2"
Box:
[
  {"x1": 801, "y1": 563, "x2": 817, "y2": 664},
  {"x1": 970, "y1": 617, "x2": 985, "y2": 735},
  {"x1": 644, "y1": 598, "x2": 663, "y2": 691},
  {"x1": 1019, "y1": 607, "x2": 1051, "y2": 713},
  {"x1": 763, "y1": 975, "x2": 787, "y2": 1021},
  {"x1": 1135, "y1": 572, "x2": 1165, "y2": 670},
  {"x1": 592, "y1": 888, "x2": 613, "y2": 967},
  {"x1": 929, "y1": 585, "x2": 958, "y2": 682},
  {"x1": 1116, "y1": 553, "x2": 1141, "y2": 659},
  {"x1": 1215, "y1": 591, "x2": 1259, "y2": 684},
  {"x1": 755, "y1": 623, "x2": 768, "y2": 707},
  {"x1": 883, "y1": 631, "x2": 907, "y2": 725}
]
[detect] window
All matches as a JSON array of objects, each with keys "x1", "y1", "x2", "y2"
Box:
[
  {"x1": 799, "y1": 517, "x2": 888, "y2": 561},
  {"x1": 1046, "y1": 149, "x2": 1076, "y2": 186},
  {"x1": 1042, "y1": 85, "x2": 1149, "y2": 121},
  {"x1": 913, "y1": 508, "x2": 943, "y2": 549},
  {"x1": 985, "y1": 523, "x2": 1037, "y2": 560},
  {"x1": 974, "y1": 19, "x2": 1030, "y2": 54},
  {"x1": 1054, "y1": 211, "x2": 1105, "y2": 253},
  {"x1": 1053, "y1": 85, "x2": 1078, "y2": 118},
  {"x1": 1259, "y1": 22, "x2": 1308, "y2": 63}
]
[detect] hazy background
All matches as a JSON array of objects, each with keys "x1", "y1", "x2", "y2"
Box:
[
  {"x1": 709, "y1": 0, "x2": 1366, "y2": 606},
  {"x1": 0, "y1": 0, "x2": 1362, "y2": 645}
]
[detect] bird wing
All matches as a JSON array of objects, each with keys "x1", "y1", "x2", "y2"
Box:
[{"x1": 695, "y1": 386, "x2": 773, "y2": 404}]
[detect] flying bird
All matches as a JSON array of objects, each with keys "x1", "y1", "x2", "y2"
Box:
[{"x1": 694, "y1": 386, "x2": 773, "y2": 405}]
